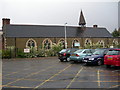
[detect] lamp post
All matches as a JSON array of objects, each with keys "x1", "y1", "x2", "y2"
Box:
[{"x1": 64, "y1": 23, "x2": 67, "y2": 49}]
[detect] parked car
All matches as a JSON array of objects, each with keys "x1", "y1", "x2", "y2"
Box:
[
  {"x1": 83, "y1": 49, "x2": 109, "y2": 65},
  {"x1": 58, "y1": 48, "x2": 79, "y2": 62},
  {"x1": 70, "y1": 49, "x2": 95, "y2": 63},
  {"x1": 104, "y1": 49, "x2": 120, "y2": 68}
]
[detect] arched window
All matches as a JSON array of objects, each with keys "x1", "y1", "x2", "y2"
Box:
[
  {"x1": 85, "y1": 39, "x2": 92, "y2": 46},
  {"x1": 43, "y1": 38, "x2": 52, "y2": 49},
  {"x1": 26, "y1": 38, "x2": 37, "y2": 49},
  {"x1": 112, "y1": 39, "x2": 118, "y2": 48},
  {"x1": 72, "y1": 39, "x2": 80, "y2": 48},
  {"x1": 58, "y1": 39, "x2": 65, "y2": 49},
  {"x1": 97, "y1": 40, "x2": 105, "y2": 48},
  {"x1": 113, "y1": 39, "x2": 118, "y2": 45}
]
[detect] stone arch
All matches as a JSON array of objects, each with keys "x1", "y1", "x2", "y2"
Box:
[
  {"x1": 58, "y1": 38, "x2": 65, "y2": 48},
  {"x1": 72, "y1": 39, "x2": 80, "y2": 48},
  {"x1": 113, "y1": 39, "x2": 118, "y2": 45},
  {"x1": 42, "y1": 38, "x2": 52, "y2": 49},
  {"x1": 97, "y1": 40, "x2": 105, "y2": 48},
  {"x1": 84, "y1": 38, "x2": 92, "y2": 46},
  {"x1": 26, "y1": 38, "x2": 37, "y2": 49}
]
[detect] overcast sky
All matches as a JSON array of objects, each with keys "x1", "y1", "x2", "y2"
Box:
[{"x1": 0, "y1": 0, "x2": 119, "y2": 32}]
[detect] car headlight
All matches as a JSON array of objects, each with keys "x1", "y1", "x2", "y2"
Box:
[
  {"x1": 97, "y1": 58, "x2": 101, "y2": 60},
  {"x1": 89, "y1": 58, "x2": 94, "y2": 60}
]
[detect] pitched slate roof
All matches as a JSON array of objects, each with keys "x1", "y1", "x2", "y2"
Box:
[{"x1": 3, "y1": 24, "x2": 112, "y2": 38}]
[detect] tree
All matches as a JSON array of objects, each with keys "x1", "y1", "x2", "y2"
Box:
[{"x1": 112, "y1": 28, "x2": 120, "y2": 37}]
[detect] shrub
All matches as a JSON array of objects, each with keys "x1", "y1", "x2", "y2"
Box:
[
  {"x1": 0, "y1": 50, "x2": 2, "y2": 58},
  {"x1": 2, "y1": 49, "x2": 11, "y2": 59},
  {"x1": 52, "y1": 44, "x2": 63, "y2": 56},
  {"x1": 17, "y1": 49, "x2": 26, "y2": 58},
  {"x1": 36, "y1": 49, "x2": 45, "y2": 57}
]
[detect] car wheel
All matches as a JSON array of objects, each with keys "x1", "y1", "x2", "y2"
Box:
[
  {"x1": 66, "y1": 57, "x2": 70, "y2": 62},
  {"x1": 97, "y1": 60, "x2": 102, "y2": 66},
  {"x1": 84, "y1": 63, "x2": 88, "y2": 66},
  {"x1": 59, "y1": 59, "x2": 63, "y2": 62},
  {"x1": 106, "y1": 65, "x2": 111, "y2": 68},
  {"x1": 74, "y1": 61, "x2": 78, "y2": 63}
]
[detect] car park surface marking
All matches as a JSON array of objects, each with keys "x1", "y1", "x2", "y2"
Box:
[
  {"x1": 4, "y1": 72, "x2": 18, "y2": 76},
  {"x1": 73, "y1": 80, "x2": 120, "y2": 82},
  {"x1": 3, "y1": 58, "x2": 59, "y2": 77},
  {"x1": 3, "y1": 85, "x2": 32, "y2": 88},
  {"x1": 33, "y1": 64, "x2": 72, "y2": 89},
  {"x1": 110, "y1": 85, "x2": 120, "y2": 88},
  {"x1": 2, "y1": 58, "x2": 120, "y2": 89},
  {"x1": 4, "y1": 63, "x2": 59, "y2": 86},
  {"x1": 97, "y1": 70, "x2": 100, "y2": 87},
  {"x1": 66, "y1": 67, "x2": 83, "y2": 88}
]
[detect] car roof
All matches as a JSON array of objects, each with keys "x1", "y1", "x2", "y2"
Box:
[
  {"x1": 108, "y1": 48, "x2": 120, "y2": 51},
  {"x1": 66, "y1": 48, "x2": 79, "y2": 50}
]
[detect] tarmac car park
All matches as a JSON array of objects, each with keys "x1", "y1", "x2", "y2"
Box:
[
  {"x1": 2, "y1": 57, "x2": 120, "y2": 89},
  {"x1": 2, "y1": 48, "x2": 120, "y2": 89}
]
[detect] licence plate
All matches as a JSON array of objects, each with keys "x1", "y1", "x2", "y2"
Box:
[
  {"x1": 108, "y1": 57, "x2": 113, "y2": 60},
  {"x1": 59, "y1": 54, "x2": 62, "y2": 56},
  {"x1": 88, "y1": 61, "x2": 91, "y2": 62},
  {"x1": 72, "y1": 54, "x2": 76, "y2": 56},
  {"x1": 84, "y1": 60, "x2": 87, "y2": 62}
]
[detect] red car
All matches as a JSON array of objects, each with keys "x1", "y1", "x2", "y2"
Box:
[{"x1": 104, "y1": 49, "x2": 120, "y2": 68}]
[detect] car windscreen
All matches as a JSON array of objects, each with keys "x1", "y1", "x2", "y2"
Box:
[
  {"x1": 74, "y1": 49, "x2": 83, "y2": 53},
  {"x1": 106, "y1": 50, "x2": 120, "y2": 55},
  {"x1": 93, "y1": 49, "x2": 105, "y2": 55}
]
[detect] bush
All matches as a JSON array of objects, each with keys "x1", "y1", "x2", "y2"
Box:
[
  {"x1": 2, "y1": 46, "x2": 16, "y2": 59},
  {"x1": 37, "y1": 49, "x2": 46, "y2": 57},
  {"x1": 2, "y1": 44, "x2": 63, "y2": 58},
  {"x1": 2, "y1": 49, "x2": 11, "y2": 59},
  {"x1": 17, "y1": 49, "x2": 26, "y2": 58},
  {"x1": 0, "y1": 50, "x2": 2, "y2": 58},
  {"x1": 52, "y1": 44, "x2": 63, "y2": 56}
]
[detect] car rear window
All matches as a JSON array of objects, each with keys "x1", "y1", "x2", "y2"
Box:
[
  {"x1": 66, "y1": 49, "x2": 78, "y2": 53},
  {"x1": 59, "y1": 49, "x2": 78, "y2": 53},
  {"x1": 59, "y1": 49, "x2": 67, "y2": 53},
  {"x1": 106, "y1": 50, "x2": 120, "y2": 55}
]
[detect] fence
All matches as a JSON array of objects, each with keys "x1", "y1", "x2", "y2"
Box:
[{"x1": 2, "y1": 46, "x2": 63, "y2": 59}]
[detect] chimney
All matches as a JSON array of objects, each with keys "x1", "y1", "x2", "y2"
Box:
[
  {"x1": 93, "y1": 25, "x2": 98, "y2": 28},
  {"x1": 2, "y1": 18, "x2": 10, "y2": 26}
]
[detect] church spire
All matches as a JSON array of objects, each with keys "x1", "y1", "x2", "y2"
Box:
[{"x1": 78, "y1": 10, "x2": 86, "y2": 27}]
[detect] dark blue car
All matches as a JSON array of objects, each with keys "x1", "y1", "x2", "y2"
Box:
[{"x1": 83, "y1": 49, "x2": 109, "y2": 65}]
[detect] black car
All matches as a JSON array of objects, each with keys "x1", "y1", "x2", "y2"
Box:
[
  {"x1": 58, "y1": 48, "x2": 79, "y2": 62},
  {"x1": 83, "y1": 48, "x2": 110, "y2": 65}
]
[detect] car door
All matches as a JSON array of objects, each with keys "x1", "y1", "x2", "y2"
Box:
[
  {"x1": 82, "y1": 50, "x2": 90, "y2": 58},
  {"x1": 86, "y1": 50, "x2": 93, "y2": 56}
]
